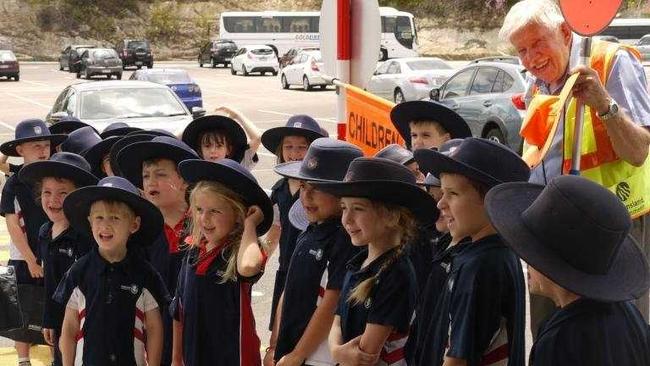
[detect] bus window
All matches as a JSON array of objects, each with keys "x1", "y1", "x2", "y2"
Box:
[
  {"x1": 382, "y1": 16, "x2": 397, "y2": 33},
  {"x1": 260, "y1": 17, "x2": 282, "y2": 33},
  {"x1": 396, "y1": 16, "x2": 414, "y2": 49},
  {"x1": 223, "y1": 16, "x2": 258, "y2": 33},
  {"x1": 282, "y1": 16, "x2": 318, "y2": 33}
]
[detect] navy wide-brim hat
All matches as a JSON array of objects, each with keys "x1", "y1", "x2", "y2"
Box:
[
  {"x1": 181, "y1": 115, "x2": 248, "y2": 163},
  {"x1": 374, "y1": 143, "x2": 415, "y2": 166},
  {"x1": 19, "y1": 152, "x2": 98, "y2": 188},
  {"x1": 313, "y1": 157, "x2": 439, "y2": 226},
  {"x1": 486, "y1": 175, "x2": 649, "y2": 302},
  {"x1": 83, "y1": 136, "x2": 121, "y2": 178},
  {"x1": 390, "y1": 101, "x2": 471, "y2": 149},
  {"x1": 274, "y1": 138, "x2": 363, "y2": 182},
  {"x1": 424, "y1": 137, "x2": 530, "y2": 188},
  {"x1": 179, "y1": 159, "x2": 273, "y2": 236},
  {"x1": 63, "y1": 176, "x2": 164, "y2": 245},
  {"x1": 109, "y1": 134, "x2": 157, "y2": 176},
  {"x1": 49, "y1": 117, "x2": 95, "y2": 135},
  {"x1": 261, "y1": 114, "x2": 325, "y2": 154},
  {"x1": 0, "y1": 119, "x2": 67, "y2": 157},
  {"x1": 117, "y1": 136, "x2": 199, "y2": 188},
  {"x1": 414, "y1": 138, "x2": 464, "y2": 178},
  {"x1": 60, "y1": 126, "x2": 102, "y2": 156},
  {"x1": 100, "y1": 122, "x2": 143, "y2": 139},
  {"x1": 126, "y1": 129, "x2": 175, "y2": 138}
]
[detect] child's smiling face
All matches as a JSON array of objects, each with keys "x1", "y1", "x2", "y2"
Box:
[
  {"x1": 200, "y1": 132, "x2": 232, "y2": 162},
  {"x1": 88, "y1": 201, "x2": 140, "y2": 253},
  {"x1": 41, "y1": 177, "x2": 76, "y2": 224},
  {"x1": 299, "y1": 181, "x2": 341, "y2": 224},
  {"x1": 192, "y1": 190, "x2": 239, "y2": 245},
  {"x1": 341, "y1": 197, "x2": 396, "y2": 246}
]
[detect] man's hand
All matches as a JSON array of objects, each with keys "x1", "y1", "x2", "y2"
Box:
[{"x1": 571, "y1": 65, "x2": 611, "y2": 114}]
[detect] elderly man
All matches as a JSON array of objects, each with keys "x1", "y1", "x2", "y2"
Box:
[{"x1": 500, "y1": 0, "x2": 650, "y2": 334}]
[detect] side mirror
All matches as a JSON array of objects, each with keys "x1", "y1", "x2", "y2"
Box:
[
  {"x1": 50, "y1": 111, "x2": 70, "y2": 123},
  {"x1": 192, "y1": 107, "x2": 206, "y2": 118},
  {"x1": 429, "y1": 87, "x2": 441, "y2": 101}
]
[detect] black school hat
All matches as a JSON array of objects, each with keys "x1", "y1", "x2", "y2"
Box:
[
  {"x1": 423, "y1": 137, "x2": 530, "y2": 188},
  {"x1": 274, "y1": 138, "x2": 363, "y2": 182},
  {"x1": 261, "y1": 114, "x2": 325, "y2": 154},
  {"x1": 0, "y1": 119, "x2": 67, "y2": 157},
  {"x1": 99, "y1": 122, "x2": 143, "y2": 139},
  {"x1": 63, "y1": 176, "x2": 163, "y2": 245},
  {"x1": 83, "y1": 136, "x2": 121, "y2": 178},
  {"x1": 486, "y1": 175, "x2": 650, "y2": 302},
  {"x1": 312, "y1": 157, "x2": 439, "y2": 226},
  {"x1": 390, "y1": 101, "x2": 471, "y2": 149},
  {"x1": 374, "y1": 144, "x2": 415, "y2": 166},
  {"x1": 59, "y1": 126, "x2": 102, "y2": 155},
  {"x1": 181, "y1": 115, "x2": 248, "y2": 163},
  {"x1": 179, "y1": 159, "x2": 273, "y2": 236},
  {"x1": 415, "y1": 138, "x2": 464, "y2": 187},
  {"x1": 48, "y1": 116, "x2": 95, "y2": 135},
  {"x1": 108, "y1": 134, "x2": 157, "y2": 177},
  {"x1": 126, "y1": 129, "x2": 176, "y2": 138},
  {"x1": 117, "y1": 136, "x2": 199, "y2": 188},
  {"x1": 19, "y1": 152, "x2": 98, "y2": 188}
]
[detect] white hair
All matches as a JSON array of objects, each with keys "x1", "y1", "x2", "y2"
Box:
[{"x1": 499, "y1": 0, "x2": 566, "y2": 41}]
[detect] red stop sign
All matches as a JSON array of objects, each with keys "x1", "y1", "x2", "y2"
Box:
[{"x1": 559, "y1": 0, "x2": 622, "y2": 36}]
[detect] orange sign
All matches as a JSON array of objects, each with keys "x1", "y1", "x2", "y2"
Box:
[
  {"x1": 559, "y1": 0, "x2": 622, "y2": 36},
  {"x1": 344, "y1": 84, "x2": 404, "y2": 156}
]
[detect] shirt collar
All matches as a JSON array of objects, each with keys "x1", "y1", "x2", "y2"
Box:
[
  {"x1": 346, "y1": 247, "x2": 400, "y2": 276},
  {"x1": 305, "y1": 217, "x2": 342, "y2": 239},
  {"x1": 90, "y1": 247, "x2": 133, "y2": 275},
  {"x1": 537, "y1": 298, "x2": 607, "y2": 338}
]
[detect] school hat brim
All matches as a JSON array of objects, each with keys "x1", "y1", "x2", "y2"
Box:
[
  {"x1": 419, "y1": 148, "x2": 501, "y2": 187},
  {"x1": 63, "y1": 186, "x2": 163, "y2": 245},
  {"x1": 18, "y1": 160, "x2": 98, "y2": 188},
  {"x1": 117, "y1": 140, "x2": 198, "y2": 188},
  {"x1": 83, "y1": 136, "x2": 120, "y2": 178},
  {"x1": 261, "y1": 127, "x2": 324, "y2": 155},
  {"x1": 109, "y1": 134, "x2": 157, "y2": 177},
  {"x1": 179, "y1": 159, "x2": 273, "y2": 236},
  {"x1": 0, "y1": 134, "x2": 68, "y2": 157},
  {"x1": 390, "y1": 101, "x2": 471, "y2": 148},
  {"x1": 181, "y1": 115, "x2": 248, "y2": 162},
  {"x1": 100, "y1": 127, "x2": 143, "y2": 139},
  {"x1": 486, "y1": 182, "x2": 650, "y2": 302},
  {"x1": 273, "y1": 161, "x2": 338, "y2": 183},
  {"x1": 49, "y1": 121, "x2": 95, "y2": 135},
  {"x1": 288, "y1": 199, "x2": 309, "y2": 231},
  {"x1": 312, "y1": 180, "x2": 439, "y2": 226}
]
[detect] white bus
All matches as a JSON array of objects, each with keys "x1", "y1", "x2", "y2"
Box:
[
  {"x1": 599, "y1": 18, "x2": 650, "y2": 43},
  {"x1": 218, "y1": 7, "x2": 418, "y2": 60}
]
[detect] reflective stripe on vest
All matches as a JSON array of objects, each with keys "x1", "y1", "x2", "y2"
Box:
[{"x1": 521, "y1": 40, "x2": 650, "y2": 218}]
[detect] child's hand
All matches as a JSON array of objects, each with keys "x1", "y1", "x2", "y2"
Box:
[
  {"x1": 42, "y1": 328, "x2": 55, "y2": 346},
  {"x1": 332, "y1": 336, "x2": 379, "y2": 366},
  {"x1": 262, "y1": 347, "x2": 276, "y2": 366},
  {"x1": 245, "y1": 205, "x2": 264, "y2": 228},
  {"x1": 276, "y1": 352, "x2": 303, "y2": 366},
  {"x1": 26, "y1": 260, "x2": 44, "y2": 278},
  {"x1": 214, "y1": 105, "x2": 243, "y2": 120}
]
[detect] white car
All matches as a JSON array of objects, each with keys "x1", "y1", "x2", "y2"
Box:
[
  {"x1": 230, "y1": 45, "x2": 279, "y2": 76},
  {"x1": 366, "y1": 57, "x2": 455, "y2": 103},
  {"x1": 280, "y1": 50, "x2": 329, "y2": 91}
]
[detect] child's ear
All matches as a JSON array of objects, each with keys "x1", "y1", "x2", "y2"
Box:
[
  {"x1": 15, "y1": 144, "x2": 24, "y2": 157},
  {"x1": 130, "y1": 216, "x2": 141, "y2": 234}
]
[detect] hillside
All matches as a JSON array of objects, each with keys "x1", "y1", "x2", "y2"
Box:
[{"x1": 1, "y1": 0, "x2": 648, "y2": 61}]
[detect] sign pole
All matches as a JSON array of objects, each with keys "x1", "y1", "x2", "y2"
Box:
[
  {"x1": 569, "y1": 37, "x2": 591, "y2": 175},
  {"x1": 336, "y1": 0, "x2": 351, "y2": 140}
]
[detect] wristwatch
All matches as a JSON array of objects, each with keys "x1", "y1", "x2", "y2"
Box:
[{"x1": 597, "y1": 99, "x2": 619, "y2": 120}]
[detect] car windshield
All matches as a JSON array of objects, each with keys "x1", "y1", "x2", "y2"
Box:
[
  {"x1": 92, "y1": 49, "x2": 118, "y2": 59},
  {"x1": 79, "y1": 88, "x2": 186, "y2": 120},
  {"x1": 0, "y1": 51, "x2": 16, "y2": 61},
  {"x1": 251, "y1": 48, "x2": 274, "y2": 55},
  {"x1": 406, "y1": 59, "x2": 452, "y2": 70},
  {"x1": 128, "y1": 41, "x2": 149, "y2": 49},
  {"x1": 145, "y1": 72, "x2": 192, "y2": 84}
]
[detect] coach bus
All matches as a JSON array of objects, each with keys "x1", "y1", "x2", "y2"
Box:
[
  {"x1": 218, "y1": 7, "x2": 419, "y2": 60},
  {"x1": 599, "y1": 17, "x2": 650, "y2": 43}
]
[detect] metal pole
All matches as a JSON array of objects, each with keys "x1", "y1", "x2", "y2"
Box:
[
  {"x1": 336, "y1": 0, "x2": 351, "y2": 140},
  {"x1": 569, "y1": 36, "x2": 591, "y2": 176}
]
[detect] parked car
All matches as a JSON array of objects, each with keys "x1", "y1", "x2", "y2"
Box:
[
  {"x1": 279, "y1": 47, "x2": 319, "y2": 69},
  {"x1": 230, "y1": 45, "x2": 279, "y2": 76},
  {"x1": 46, "y1": 80, "x2": 204, "y2": 134},
  {"x1": 280, "y1": 50, "x2": 329, "y2": 91},
  {"x1": 130, "y1": 68, "x2": 203, "y2": 110},
  {"x1": 636, "y1": 34, "x2": 650, "y2": 61},
  {"x1": 76, "y1": 48, "x2": 123, "y2": 80},
  {"x1": 469, "y1": 55, "x2": 521, "y2": 65},
  {"x1": 428, "y1": 61, "x2": 528, "y2": 151},
  {"x1": 366, "y1": 57, "x2": 455, "y2": 102},
  {"x1": 198, "y1": 39, "x2": 238, "y2": 68},
  {"x1": 0, "y1": 50, "x2": 19, "y2": 81},
  {"x1": 115, "y1": 39, "x2": 153, "y2": 69},
  {"x1": 59, "y1": 44, "x2": 96, "y2": 73},
  {"x1": 594, "y1": 35, "x2": 619, "y2": 43}
]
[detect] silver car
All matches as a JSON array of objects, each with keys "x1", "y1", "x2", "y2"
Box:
[
  {"x1": 636, "y1": 34, "x2": 650, "y2": 61},
  {"x1": 366, "y1": 57, "x2": 455, "y2": 103},
  {"x1": 77, "y1": 48, "x2": 123, "y2": 80}
]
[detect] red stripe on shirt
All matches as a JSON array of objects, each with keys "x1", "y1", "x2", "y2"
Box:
[
  {"x1": 480, "y1": 343, "x2": 509, "y2": 365},
  {"x1": 239, "y1": 282, "x2": 261, "y2": 366},
  {"x1": 381, "y1": 347, "x2": 405, "y2": 364},
  {"x1": 133, "y1": 328, "x2": 146, "y2": 343}
]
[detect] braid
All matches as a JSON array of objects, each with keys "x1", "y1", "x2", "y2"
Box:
[{"x1": 347, "y1": 245, "x2": 405, "y2": 306}]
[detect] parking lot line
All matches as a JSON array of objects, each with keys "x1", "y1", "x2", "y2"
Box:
[
  {"x1": 3, "y1": 92, "x2": 51, "y2": 109},
  {"x1": 21, "y1": 80, "x2": 50, "y2": 87},
  {"x1": 0, "y1": 120, "x2": 15, "y2": 131}
]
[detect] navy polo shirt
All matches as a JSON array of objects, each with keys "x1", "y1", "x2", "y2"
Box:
[
  {"x1": 274, "y1": 218, "x2": 359, "y2": 362},
  {"x1": 0, "y1": 174, "x2": 48, "y2": 259},
  {"x1": 39, "y1": 222, "x2": 93, "y2": 331},
  {"x1": 407, "y1": 226, "x2": 445, "y2": 294},
  {"x1": 269, "y1": 178, "x2": 301, "y2": 330},
  {"x1": 412, "y1": 234, "x2": 526, "y2": 366},
  {"x1": 337, "y1": 247, "x2": 417, "y2": 364},
  {"x1": 530, "y1": 299, "x2": 650, "y2": 366},
  {"x1": 171, "y1": 244, "x2": 263, "y2": 366},
  {"x1": 53, "y1": 247, "x2": 170, "y2": 366}
]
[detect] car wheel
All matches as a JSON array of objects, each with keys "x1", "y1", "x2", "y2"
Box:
[
  {"x1": 231, "y1": 66, "x2": 236, "y2": 75},
  {"x1": 106, "y1": 74, "x2": 112, "y2": 79},
  {"x1": 380, "y1": 48, "x2": 388, "y2": 61},
  {"x1": 272, "y1": 70, "x2": 278, "y2": 76},
  {"x1": 116, "y1": 73, "x2": 122, "y2": 80},
  {"x1": 148, "y1": 62, "x2": 153, "y2": 68},
  {"x1": 281, "y1": 74, "x2": 289, "y2": 89},
  {"x1": 394, "y1": 89, "x2": 405, "y2": 103},
  {"x1": 212, "y1": 58, "x2": 217, "y2": 68},
  {"x1": 242, "y1": 65, "x2": 249, "y2": 76},
  {"x1": 303, "y1": 76, "x2": 312, "y2": 91},
  {"x1": 84, "y1": 67, "x2": 90, "y2": 79},
  {"x1": 485, "y1": 128, "x2": 506, "y2": 145},
  {"x1": 76, "y1": 70, "x2": 81, "y2": 79},
  {"x1": 59, "y1": 63, "x2": 63, "y2": 71},
  {"x1": 137, "y1": 65, "x2": 142, "y2": 70},
  {"x1": 13, "y1": 74, "x2": 19, "y2": 81},
  {"x1": 199, "y1": 58, "x2": 203, "y2": 67}
]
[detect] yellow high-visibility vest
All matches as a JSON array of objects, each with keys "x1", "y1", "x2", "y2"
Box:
[{"x1": 521, "y1": 40, "x2": 650, "y2": 218}]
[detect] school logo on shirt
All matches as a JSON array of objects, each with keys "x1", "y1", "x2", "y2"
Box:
[
  {"x1": 308, "y1": 248, "x2": 323, "y2": 261},
  {"x1": 364, "y1": 297, "x2": 372, "y2": 309},
  {"x1": 58, "y1": 247, "x2": 74, "y2": 258},
  {"x1": 120, "y1": 284, "x2": 139, "y2": 295}
]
